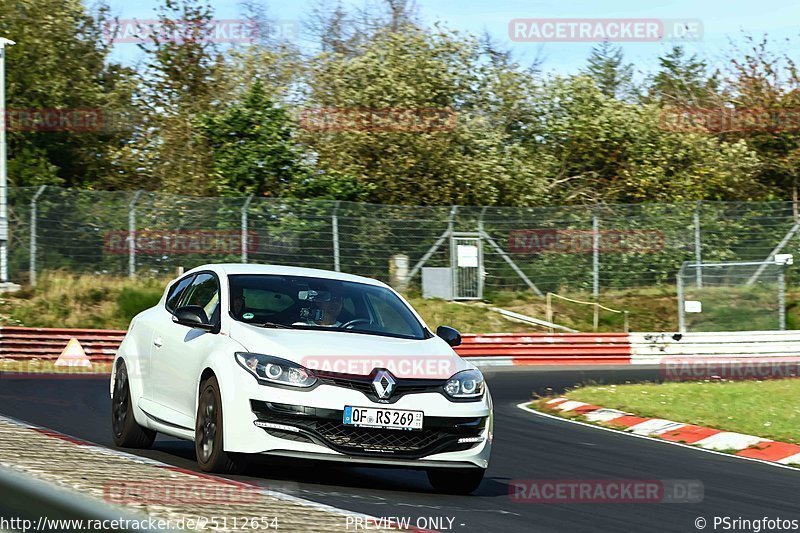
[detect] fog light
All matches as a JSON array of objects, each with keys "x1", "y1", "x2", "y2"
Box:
[{"x1": 457, "y1": 436, "x2": 485, "y2": 444}]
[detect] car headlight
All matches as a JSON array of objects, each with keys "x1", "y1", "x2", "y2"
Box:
[
  {"x1": 234, "y1": 353, "x2": 317, "y2": 388},
  {"x1": 444, "y1": 369, "x2": 485, "y2": 399}
]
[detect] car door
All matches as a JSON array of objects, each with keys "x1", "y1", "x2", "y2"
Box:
[
  {"x1": 138, "y1": 273, "x2": 195, "y2": 401},
  {"x1": 151, "y1": 272, "x2": 222, "y2": 427}
]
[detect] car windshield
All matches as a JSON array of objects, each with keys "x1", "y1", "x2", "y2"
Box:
[{"x1": 228, "y1": 274, "x2": 427, "y2": 340}]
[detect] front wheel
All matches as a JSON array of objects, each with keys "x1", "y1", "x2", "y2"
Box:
[
  {"x1": 426, "y1": 467, "x2": 485, "y2": 494},
  {"x1": 111, "y1": 361, "x2": 156, "y2": 448},
  {"x1": 195, "y1": 376, "x2": 246, "y2": 474}
]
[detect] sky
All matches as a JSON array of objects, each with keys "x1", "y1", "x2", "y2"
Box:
[{"x1": 100, "y1": 0, "x2": 800, "y2": 76}]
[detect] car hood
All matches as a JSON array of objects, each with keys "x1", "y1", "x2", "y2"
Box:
[{"x1": 228, "y1": 322, "x2": 473, "y2": 379}]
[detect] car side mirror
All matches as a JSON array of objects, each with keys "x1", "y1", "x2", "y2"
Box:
[
  {"x1": 436, "y1": 326, "x2": 462, "y2": 347},
  {"x1": 173, "y1": 305, "x2": 214, "y2": 331}
]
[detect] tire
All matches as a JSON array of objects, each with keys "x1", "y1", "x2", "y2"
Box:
[
  {"x1": 426, "y1": 467, "x2": 485, "y2": 495},
  {"x1": 196, "y1": 376, "x2": 246, "y2": 474},
  {"x1": 111, "y1": 361, "x2": 156, "y2": 448}
]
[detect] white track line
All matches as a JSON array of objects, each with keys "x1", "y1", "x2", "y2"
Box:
[{"x1": 515, "y1": 402, "x2": 800, "y2": 473}]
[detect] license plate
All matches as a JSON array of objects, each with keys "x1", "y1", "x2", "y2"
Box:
[{"x1": 343, "y1": 406, "x2": 423, "y2": 431}]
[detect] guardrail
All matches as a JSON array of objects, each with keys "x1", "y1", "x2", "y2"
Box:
[
  {"x1": 629, "y1": 331, "x2": 800, "y2": 364},
  {"x1": 3, "y1": 327, "x2": 800, "y2": 368},
  {"x1": 456, "y1": 333, "x2": 632, "y2": 365},
  {"x1": 0, "y1": 327, "x2": 125, "y2": 361},
  {"x1": 0, "y1": 465, "x2": 158, "y2": 532}
]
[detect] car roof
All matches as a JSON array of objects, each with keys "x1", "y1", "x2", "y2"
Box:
[{"x1": 184, "y1": 263, "x2": 388, "y2": 288}]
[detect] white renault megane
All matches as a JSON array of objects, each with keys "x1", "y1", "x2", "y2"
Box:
[{"x1": 110, "y1": 264, "x2": 492, "y2": 493}]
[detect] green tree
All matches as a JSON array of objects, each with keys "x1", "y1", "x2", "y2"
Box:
[
  {"x1": 302, "y1": 25, "x2": 548, "y2": 206},
  {"x1": 532, "y1": 75, "x2": 764, "y2": 203},
  {"x1": 646, "y1": 46, "x2": 719, "y2": 106},
  {"x1": 112, "y1": 0, "x2": 221, "y2": 193},
  {"x1": 583, "y1": 42, "x2": 634, "y2": 100},
  {"x1": 198, "y1": 80, "x2": 308, "y2": 197},
  {"x1": 0, "y1": 0, "x2": 134, "y2": 187},
  {"x1": 720, "y1": 35, "x2": 800, "y2": 201}
]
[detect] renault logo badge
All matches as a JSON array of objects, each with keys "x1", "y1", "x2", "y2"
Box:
[{"x1": 372, "y1": 370, "x2": 396, "y2": 399}]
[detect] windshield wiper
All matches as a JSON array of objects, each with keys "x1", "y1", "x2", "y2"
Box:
[{"x1": 250, "y1": 321, "x2": 295, "y2": 329}]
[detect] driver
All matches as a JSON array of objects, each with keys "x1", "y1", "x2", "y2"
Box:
[
  {"x1": 298, "y1": 289, "x2": 344, "y2": 327},
  {"x1": 231, "y1": 286, "x2": 246, "y2": 318}
]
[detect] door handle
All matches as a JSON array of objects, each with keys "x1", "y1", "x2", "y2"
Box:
[{"x1": 153, "y1": 337, "x2": 163, "y2": 348}]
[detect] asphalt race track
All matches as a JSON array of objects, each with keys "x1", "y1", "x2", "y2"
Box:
[{"x1": 1, "y1": 367, "x2": 799, "y2": 532}]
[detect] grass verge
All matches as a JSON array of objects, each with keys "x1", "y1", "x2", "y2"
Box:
[{"x1": 555, "y1": 379, "x2": 800, "y2": 445}]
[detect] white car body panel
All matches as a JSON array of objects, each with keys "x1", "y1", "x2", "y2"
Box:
[{"x1": 112, "y1": 264, "x2": 493, "y2": 469}]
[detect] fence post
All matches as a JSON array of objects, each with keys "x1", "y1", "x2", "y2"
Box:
[
  {"x1": 592, "y1": 208, "x2": 599, "y2": 301},
  {"x1": 332, "y1": 201, "x2": 341, "y2": 272},
  {"x1": 241, "y1": 195, "x2": 254, "y2": 263},
  {"x1": 778, "y1": 266, "x2": 786, "y2": 331},
  {"x1": 128, "y1": 191, "x2": 142, "y2": 279},
  {"x1": 29, "y1": 185, "x2": 46, "y2": 286},
  {"x1": 694, "y1": 201, "x2": 702, "y2": 288},
  {"x1": 677, "y1": 262, "x2": 686, "y2": 332},
  {"x1": 477, "y1": 206, "x2": 487, "y2": 299}
]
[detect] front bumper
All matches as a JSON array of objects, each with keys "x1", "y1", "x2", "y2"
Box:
[{"x1": 221, "y1": 373, "x2": 493, "y2": 469}]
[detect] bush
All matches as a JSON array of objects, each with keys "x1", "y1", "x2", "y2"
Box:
[{"x1": 116, "y1": 287, "x2": 163, "y2": 323}]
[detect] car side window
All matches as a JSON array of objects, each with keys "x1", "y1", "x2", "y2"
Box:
[
  {"x1": 165, "y1": 275, "x2": 194, "y2": 312},
  {"x1": 180, "y1": 273, "x2": 220, "y2": 324}
]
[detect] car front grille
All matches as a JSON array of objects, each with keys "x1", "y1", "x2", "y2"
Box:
[
  {"x1": 315, "y1": 371, "x2": 448, "y2": 404},
  {"x1": 251, "y1": 401, "x2": 485, "y2": 458}
]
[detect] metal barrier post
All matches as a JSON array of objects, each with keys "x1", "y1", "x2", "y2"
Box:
[
  {"x1": 545, "y1": 292, "x2": 553, "y2": 333},
  {"x1": 29, "y1": 185, "x2": 46, "y2": 286},
  {"x1": 779, "y1": 266, "x2": 786, "y2": 331},
  {"x1": 677, "y1": 262, "x2": 686, "y2": 333},
  {"x1": 128, "y1": 191, "x2": 142, "y2": 278},
  {"x1": 241, "y1": 194, "x2": 254, "y2": 263},
  {"x1": 694, "y1": 202, "x2": 703, "y2": 288},
  {"x1": 592, "y1": 209, "x2": 599, "y2": 301},
  {"x1": 332, "y1": 200, "x2": 341, "y2": 272}
]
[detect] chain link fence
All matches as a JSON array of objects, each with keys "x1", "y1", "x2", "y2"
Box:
[
  {"x1": 6, "y1": 186, "x2": 800, "y2": 298},
  {"x1": 678, "y1": 260, "x2": 790, "y2": 332}
]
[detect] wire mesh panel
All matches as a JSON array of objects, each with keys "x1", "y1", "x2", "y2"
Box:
[
  {"x1": 6, "y1": 186, "x2": 800, "y2": 302},
  {"x1": 678, "y1": 261, "x2": 788, "y2": 332}
]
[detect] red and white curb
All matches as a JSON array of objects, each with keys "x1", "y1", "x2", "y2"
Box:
[{"x1": 522, "y1": 397, "x2": 800, "y2": 468}]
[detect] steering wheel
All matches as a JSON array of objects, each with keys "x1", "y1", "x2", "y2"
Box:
[{"x1": 341, "y1": 318, "x2": 371, "y2": 329}]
